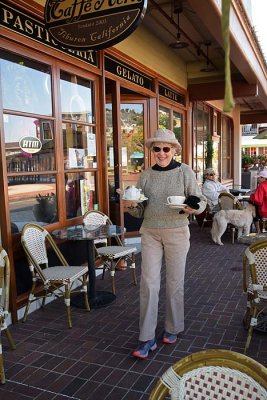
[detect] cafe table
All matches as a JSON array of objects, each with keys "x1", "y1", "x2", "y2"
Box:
[
  {"x1": 52, "y1": 224, "x2": 125, "y2": 308},
  {"x1": 238, "y1": 232, "x2": 267, "y2": 245}
]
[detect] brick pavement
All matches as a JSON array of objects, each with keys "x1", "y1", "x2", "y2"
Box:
[{"x1": 0, "y1": 220, "x2": 266, "y2": 399}]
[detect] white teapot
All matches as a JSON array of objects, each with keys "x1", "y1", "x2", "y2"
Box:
[{"x1": 123, "y1": 186, "x2": 141, "y2": 200}]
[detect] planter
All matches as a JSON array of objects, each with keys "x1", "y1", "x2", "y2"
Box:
[{"x1": 32, "y1": 193, "x2": 57, "y2": 223}]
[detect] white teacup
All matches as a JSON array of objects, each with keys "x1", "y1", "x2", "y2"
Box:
[{"x1": 167, "y1": 196, "x2": 186, "y2": 205}]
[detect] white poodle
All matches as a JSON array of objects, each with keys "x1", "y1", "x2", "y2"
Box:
[{"x1": 211, "y1": 203, "x2": 256, "y2": 245}]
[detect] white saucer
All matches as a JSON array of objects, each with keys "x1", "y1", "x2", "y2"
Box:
[
  {"x1": 165, "y1": 203, "x2": 186, "y2": 209},
  {"x1": 122, "y1": 196, "x2": 148, "y2": 203}
]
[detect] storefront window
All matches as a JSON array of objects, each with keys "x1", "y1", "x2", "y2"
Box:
[
  {"x1": 159, "y1": 106, "x2": 171, "y2": 129},
  {"x1": 60, "y1": 72, "x2": 97, "y2": 220},
  {"x1": 65, "y1": 172, "x2": 97, "y2": 218},
  {"x1": 0, "y1": 50, "x2": 52, "y2": 115},
  {"x1": 173, "y1": 111, "x2": 183, "y2": 162},
  {"x1": 159, "y1": 104, "x2": 184, "y2": 161},
  {"x1": 222, "y1": 117, "x2": 233, "y2": 179},
  {"x1": 63, "y1": 123, "x2": 97, "y2": 169},
  {"x1": 9, "y1": 175, "x2": 58, "y2": 232},
  {"x1": 4, "y1": 115, "x2": 55, "y2": 173},
  {"x1": 60, "y1": 71, "x2": 94, "y2": 123},
  {"x1": 192, "y1": 103, "x2": 211, "y2": 183}
]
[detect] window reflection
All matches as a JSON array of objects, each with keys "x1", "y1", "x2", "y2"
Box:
[
  {"x1": 173, "y1": 111, "x2": 182, "y2": 163},
  {"x1": 159, "y1": 106, "x2": 171, "y2": 129},
  {"x1": 65, "y1": 172, "x2": 97, "y2": 219},
  {"x1": 62, "y1": 123, "x2": 97, "y2": 169},
  {"x1": 9, "y1": 175, "x2": 58, "y2": 232},
  {"x1": 4, "y1": 115, "x2": 55, "y2": 173},
  {"x1": 0, "y1": 50, "x2": 52, "y2": 115},
  {"x1": 121, "y1": 104, "x2": 144, "y2": 189},
  {"x1": 60, "y1": 71, "x2": 94, "y2": 123}
]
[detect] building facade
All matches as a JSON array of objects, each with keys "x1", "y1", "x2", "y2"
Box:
[{"x1": 0, "y1": 0, "x2": 267, "y2": 321}]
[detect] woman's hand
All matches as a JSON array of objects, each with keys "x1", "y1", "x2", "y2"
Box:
[
  {"x1": 182, "y1": 206, "x2": 196, "y2": 215},
  {"x1": 122, "y1": 199, "x2": 138, "y2": 209}
]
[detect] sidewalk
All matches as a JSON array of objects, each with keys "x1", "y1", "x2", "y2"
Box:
[{"x1": 0, "y1": 221, "x2": 266, "y2": 399}]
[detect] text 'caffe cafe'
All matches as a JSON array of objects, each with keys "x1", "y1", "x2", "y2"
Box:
[{"x1": 1, "y1": 0, "x2": 237, "y2": 321}]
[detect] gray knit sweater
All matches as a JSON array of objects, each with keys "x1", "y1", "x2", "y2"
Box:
[{"x1": 128, "y1": 163, "x2": 207, "y2": 229}]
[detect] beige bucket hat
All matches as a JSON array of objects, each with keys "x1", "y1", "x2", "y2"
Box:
[{"x1": 145, "y1": 128, "x2": 182, "y2": 154}]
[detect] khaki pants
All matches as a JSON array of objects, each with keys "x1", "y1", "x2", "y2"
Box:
[{"x1": 139, "y1": 226, "x2": 190, "y2": 341}]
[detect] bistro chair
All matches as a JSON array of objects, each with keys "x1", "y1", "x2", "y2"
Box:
[
  {"x1": 242, "y1": 239, "x2": 267, "y2": 353},
  {"x1": 218, "y1": 192, "x2": 243, "y2": 244},
  {"x1": 199, "y1": 204, "x2": 215, "y2": 230},
  {"x1": 149, "y1": 349, "x2": 267, "y2": 400},
  {"x1": 218, "y1": 191, "x2": 243, "y2": 211},
  {"x1": 21, "y1": 223, "x2": 90, "y2": 329},
  {"x1": 0, "y1": 246, "x2": 16, "y2": 384},
  {"x1": 83, "y1": 210, "x2": 137, "y2": 295}
]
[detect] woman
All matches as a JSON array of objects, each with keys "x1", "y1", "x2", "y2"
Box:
[
  {"x1": 250, "y1": 170, "x2": 267, "y2": 232},
  {"x1": 202, "y1": 168, "x2": 229, "y2": 211},
  {"x1": 124, "y1": 128, "x2": 207, "y2": 359}
]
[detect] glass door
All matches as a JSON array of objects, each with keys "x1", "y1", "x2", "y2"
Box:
[
  {"x1": 121, "y1": 102, "x2": 145, "y2": 232},
  {"x1": 159, "y1": 104, "x2": 184, "y2": 163},
  {"x1": 105, "y1": 82, "x2": 148, "y2": 233}
]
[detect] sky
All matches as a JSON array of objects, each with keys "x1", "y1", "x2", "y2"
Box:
[{"x1": 251, "y1": 0, "x2": 267, "y2": 61}]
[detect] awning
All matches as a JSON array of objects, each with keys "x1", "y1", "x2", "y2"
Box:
[
  {"x1": 241, "y1": 135, "x2": 267, "y2": 147},
  {"x1": 253, "y1": 129, "x2": 267, "y2": 139},
  {"x1": 130, "y1": 152, "x2": 144, "y2": 158}
]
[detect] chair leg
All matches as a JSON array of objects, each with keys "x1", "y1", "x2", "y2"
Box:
[
  {"x1": 130, "y1": 253, "x2": 137, "y2": 286},
  {"x1": 23, "y1": 295, "x2": 34, "y2": 322},
  {"x1": 255, "y1": 221, "x2": 261, "y2": 233},
  {"x1": 110, "y1": 260, "x2": 116, "y2": 295},
  {"x1": 231, "y1": 227, "x2": 235, "y2": 244},
  {"x1": 244, "y1": 305, "x2": 258, "y2": 354},
  {"x1": 3, "y1": 328, "x2": 16, "y2": 350},
  {"x1": 0, "y1": 351, "x2": 5, "y2": 384},
  {"x1": 81, "y1": 274, "x2": 90, "y2": 312},
  {"x1": 243, "y1": 297, "x2": 252, "y2": 330},
  {"x1": 23, "y1": 279, "x2": 38, "y2": 322},
  {"x1": 64, "y1": 285, "x2": 72, "y2": 328}
]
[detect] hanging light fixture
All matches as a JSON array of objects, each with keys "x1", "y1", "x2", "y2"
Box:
[
  {"x1": 169, "y1": 6, "x2": 189, "y2": 49},
  {"x1": 200, "y1": 41, "x2": 216, "y2": 72}
]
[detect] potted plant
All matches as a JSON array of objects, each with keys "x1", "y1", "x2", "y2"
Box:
[
  {"x1": 257, "y1": 155, "x2": 266, "y2": 165},
  {"x1": 205, "y1": 135, "x2": 214, "y2": 169},
  {"x1": 32, "y1": 193, "x2": 57, "y2": 223},
  {"x1": 241, "y1": 155, "x2": 254, "y2": 170}
]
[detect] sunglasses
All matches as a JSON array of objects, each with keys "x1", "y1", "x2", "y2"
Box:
[
  {"x1": 208, "y1": 173, "x2": 215, "y2": 176},
  {"x1": 152, "y1": 146, "x2": 172, "y2": 153}
]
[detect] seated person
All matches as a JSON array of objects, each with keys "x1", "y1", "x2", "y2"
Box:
[
  {"x1": 249, "y1": 170, "x2": 267, "y2": 233},
  {"x1": 202, "y1": 168, "x2": 229, "y2": 211}
]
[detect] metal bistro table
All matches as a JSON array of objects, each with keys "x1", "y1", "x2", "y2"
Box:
[
  {"x1": 52, "y1": 224, "x2": 124, "y2": 309},
  {"x1": 238, "y1": 232, "x2": 267, "y2": 245}
]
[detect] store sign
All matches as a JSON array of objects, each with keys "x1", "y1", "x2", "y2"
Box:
[
  {"x1": 159, "y1": 84, "x2": 186, "y2": 106},
  {"x1": 44, "y1": 0, "x2": 147, "y2": 50},
  {"x1": 105, "y1": 56, "x2": 153, "y2": 90},
  {"x1": 19, "y1": 137, "x2": 42, "y2": 154},
  {"x1": 0, "y1": 1, "x2": 98, "y2": 67}
]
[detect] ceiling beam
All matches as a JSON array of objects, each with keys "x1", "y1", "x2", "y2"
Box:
[
  {"x1": 188, "y1": 81, "x2": 258, "y2": 101},
  {"x1": 241, "y1": 112, "x2": 267, "y2": 124}
]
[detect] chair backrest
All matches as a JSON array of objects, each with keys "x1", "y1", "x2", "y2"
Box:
[
  {"x1": 244, "y1": 239, "x2": 267, "y2": 292},
  {"x1": 218, "y1": 192, "x2": 242, "y2": 210},
  {"x1": 83, "y1": 210, "x2": 110, "y2": 226},
  {"x1": 0, "y1": 246, "x2": 10, "y2": 316},
  {"x1": 21, "y1": 223, "x2": 68, "y2": 282},
  {"x1": 83, "y1": 210, "x2": 123, "y2": 246},
  {"x1": 149, "y1": 349, "x2": 267, "y2": 400}
]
